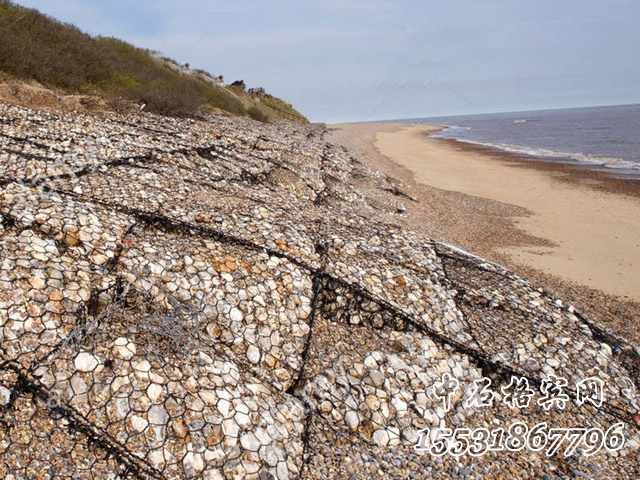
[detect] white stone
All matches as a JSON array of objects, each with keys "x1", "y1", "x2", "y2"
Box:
[
  {"x1": 70, "y1": 374, "x2": 88, "y2": 396},
  {"x1": 147, "y1": 384, "x2": 163, "y2": 402},
  {"x1": 345, "y1": 411, "x2": 359, "y2": 430},
  {"x1": 0, "y1": 386, "x2": 11, "y2": 406},
  {"x1": 113, "y1": 342, "x2": 135, "y2": 360},
  {"x1": 203, "y1": 468, "x2": 225, "y2": 480},
  {"x1": 148, "y1": 405, "x2": 169, "y2": 425},
  {"x1": 254, "y1": 427, "x2": 272, "y2": 446},
  {"x1": 403, "y1": 428, "x2": 419, "y2": 444},
  {"x1": 541, "y1": 364, "x2": 555, "y2": 376},
  {"x1": 363, "y1": 354, "x2": 378, "y2": 368},
  {"x1": 147, "y1": 449, "x2": 165, "y2": 469},
  {"x1": 197, "y1": 352, "x2": 214, "y2": 365},
  {"x1": 262, "y1": 447, "x2": 279, "y2": 466},
  {"x1": 28, "y1": 276, "x2": 46, "y2": 290},
  {"x1": 218, "y1": 399, "x2": 232, "y2": 418},
  {"x1": 74, "y1": 352, "x2": 101, "y2": 372},
  {"x1": 89, "y1": 252, "x2": 109, "y2": 265},
  {"x1": 222, "y1": 419, "x2": 239, "y2": 438},
  {"x1": 235, "y1": 410, "x2": 251, "y2": 428},
  {"x1": 246, "y1": 345, "x2": 261, "y2": 364},
  {"x1": 204, "y1": 448, "x2": 226, "y2": 463},
  {"x1": 546, "y1": 358, "x2": 560, "y2": 368},
  {"x1": 183, "y1": 452, "x2": 205, "y2": 477},
  {"x1": 200, "y1": 390, "x2": 217, "y2": 406},
  {"x1": 131, "y1": 415, "x2": 148, "y2": 432},
  {"x1": 365, "y1": 395, "x2": 381, "y2": 411},
  {"x1": 133, "y1": 360, "x2": 151, "y2": 373},
  {"x1": 240, "y1": 433, "x2": 261, "y2": 452},
  {"x1": 372, "y1": 429, "x2": 390, "y2": 447},
  {"x1": 368, "y1": 370, "x2": 385, "y2": 387},
  {"x1": 388, "y1": 427, "x2": 401, "y2": 446},
  {"x1": 391, "y1": 397, "x2": 408, "y2": 416},
  {"x1": 229, "y1": 307, "x2": 243, "y2": 322},
  {"x1": 415, "y1": 392, "x2": 429, "y2": 408},
  {"x1": 113, "y1": 397, "x2": 130, "y2": 420}
]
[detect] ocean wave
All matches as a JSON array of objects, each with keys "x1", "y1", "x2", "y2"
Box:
[{"x1": 430, "y1": 127, "x2": 640, "y2": 172}]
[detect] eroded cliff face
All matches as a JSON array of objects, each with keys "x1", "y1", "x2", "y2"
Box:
[{"x1": 0, "y1": 103, "x2": 638, "y2": 479}]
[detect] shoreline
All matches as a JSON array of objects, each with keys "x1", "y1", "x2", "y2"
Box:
[
  {"x1": 375, "y1": 124, "x2": 640, "y2": 301},
  {"x1": 434, "y1": 133, "x2": 640, "y2": 199},
  {"x1": 327, "y1": 122, "x2": 640, "y2": 344}
]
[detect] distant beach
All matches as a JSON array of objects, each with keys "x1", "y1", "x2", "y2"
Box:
[
  {"x1": 420, "y1": 104, "x2": 640, "y2": 178},
  {"x1": 328, "y1": 122, "x2": 640, "y2": 343}
]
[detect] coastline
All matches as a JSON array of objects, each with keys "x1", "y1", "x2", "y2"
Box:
[{"x1": 327, "y1": 122, "x2": 640, "y2": 343}]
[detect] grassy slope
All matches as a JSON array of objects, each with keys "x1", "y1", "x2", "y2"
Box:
[{"x1": 0, "y1": 1, "x2": 308, "y2": 122}]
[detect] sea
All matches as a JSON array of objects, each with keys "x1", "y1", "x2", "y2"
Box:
[{"x1": 406, "y1": 103, "x2": 640, "y2": 179}]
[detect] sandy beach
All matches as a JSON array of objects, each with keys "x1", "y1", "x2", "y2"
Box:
[
  {"x1": 377, "y1": 124, "x2": 640, "y2": 300},
  {"x1": 328, "y1": 122, "x2": 640, "y2": 343}
]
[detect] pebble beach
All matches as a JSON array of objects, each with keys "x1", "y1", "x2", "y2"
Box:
[{"x1": 1, "y1": 104, "x2": 639, "y2": 479}]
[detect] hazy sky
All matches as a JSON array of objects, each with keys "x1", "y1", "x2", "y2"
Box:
[{"x1": 13, "y1": 0, "x2": 640, "y2": 123}]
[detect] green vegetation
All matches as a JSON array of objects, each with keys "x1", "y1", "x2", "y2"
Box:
[{"x1": 0, "y1": 0, "x2": 308, "y2": 122}]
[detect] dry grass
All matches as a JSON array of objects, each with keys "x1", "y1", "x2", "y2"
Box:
[{"x1": 0, "y1": 0, "x2": 307, "y2": 121}]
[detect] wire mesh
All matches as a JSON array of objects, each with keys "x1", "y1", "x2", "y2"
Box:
[{"x1": 1, "y1": 103, "x2": 639, "y2": 479}]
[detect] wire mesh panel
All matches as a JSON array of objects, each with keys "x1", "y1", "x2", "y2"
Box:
[{"x1": 1, "y1": 103, "x2": 639, "y2": 479}]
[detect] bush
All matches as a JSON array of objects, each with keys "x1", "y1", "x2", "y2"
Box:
[
  {"x1": 136, "y1": 78, "x2": 207, "y2": 118},
  {"x1": 247, "y1": 105, "x2": 271, "y2": 123},
  {"x1": 0, "y1": 1, "x2": 308, "y2": 121},
  {"x1": 205, "y1": 86, "x2": 246, "y2": 116}
]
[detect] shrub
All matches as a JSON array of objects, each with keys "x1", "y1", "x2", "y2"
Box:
[
  {"x1": 247, "y1": 105, "x2": 271, "y2": 123},
  {"x1": 0, "y1": 1, "x2": 308, "y2": 121}
]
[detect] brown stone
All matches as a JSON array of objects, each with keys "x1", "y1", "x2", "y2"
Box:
[
  {"x1": 62, "y1": 228, "x2": 81, "y2": 247},
  {"x1": 171, "y1": 418, "x2": 190, "y2": 440},
  {"x1": 206, "y1": 424, "x2": 223, "y2": 448}
]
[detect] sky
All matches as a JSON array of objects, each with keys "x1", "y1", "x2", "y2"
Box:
[{"x1": 12, "y1": 0, "x2": 640, "y2": 123}]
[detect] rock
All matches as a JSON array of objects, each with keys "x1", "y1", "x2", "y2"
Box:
[
  {"x1": 198, "y1": 390, "x2": 216, "y2": 406},
  {"x1": 230, "y1": 307, "x2": 243, "y2": 322},
  {"x1": 345, "y1": 410, "x2": 359, "y2": 430},
  {"x1": 183, "y1": 452, "x2": 205, "y2": 477},
  {"x1": 372, "y1": 429, "x2": 389, "y2": 447},
  {"x1": 74, "y1": 352, "x2": 101, "y2": 372},
  {"x1": 240, "y1": 433, "x2": 261, "y2": 452},
  {"x1": 247, "y1": 345, "x2": 261, "y2": 364},
  {"x1": 0, "y1": 386, "x2": 11, "y2": 406},
  {"x1": 131, "y1": 415, "x2": 148, "y2": 432},
  {"x1": 368, "y1": 370, "x2": 385, "y2": 387},
  {"x1": 28, "y1": 276, "x2": 46, "y2": 290},
  {"x1": 222, "y1": 419, "x2": 240, "y2": 438},
  {"x1": 148, "y1": 405, "x2": 169, "y2": 426},
  {"x1": 365, "y1": 395, "x2": 381, "y2": 411},
  {"x1": 113, "y1": 337, "x2": 136, "y2": 360},
  {"x1": 147, "y1": 383, "x2": 163, "y2": 402},
  {"x1": 89, "y1": 252, "x2": 109, "y2": 265}
]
